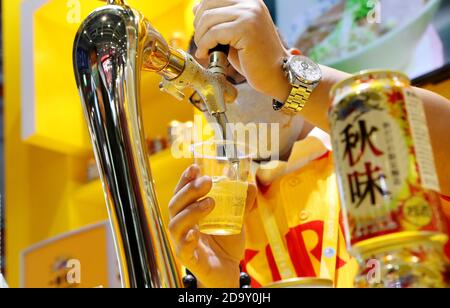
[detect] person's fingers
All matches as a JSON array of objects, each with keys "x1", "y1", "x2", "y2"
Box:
[
  {"x1": 228, "y1": 47, "x2": 243, "y2": 75},
  {"x1": 195, "y1": 21, "x2": 240, "y2": 59},
  {"x1": 192, "y1": 2, "x2": 200, "y2": 14},
  {"x1": 169, "y1": 198, "x2": 214, "y2": 244},
  {"x1": 174, "y1": 228, "x2": 201, "y2": 267},
  {"x1": 194, "y1": 7, "x2": 239, "y2": 46},
  {"x1": 174, "y1": 165, "x2": 200, "y2": 195},
  {"x1": 169, "y1": 176, "x2": 213, "y2": 218},
  {"x1": 193, "y1": 0, "x2": 237, "y2": 28}
]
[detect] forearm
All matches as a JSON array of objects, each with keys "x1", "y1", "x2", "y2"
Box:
[
  {"x1": 273, "y1": 64, "x2": 350, "y2": 132},
  {"x1": 416, "y1": 88, "x2": 450, "y2": 196},
  {"x1": 273, "y1": 65, "x2": 450, "y2": 195}
]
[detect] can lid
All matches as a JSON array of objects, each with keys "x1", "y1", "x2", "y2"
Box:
[
  {"x1": 330, "y1": 70, "x2": 411, "y2": 99},
  {"x1": 264, "y1": 278, "x2": 333, "y2": 288},
  {"x1": 352, "y1": 231, "x2": 448, "y2": 256}
]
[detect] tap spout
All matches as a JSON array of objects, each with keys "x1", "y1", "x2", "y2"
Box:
[{"x1": 140, "y1": 24, "x2": 237, "y2": 115}]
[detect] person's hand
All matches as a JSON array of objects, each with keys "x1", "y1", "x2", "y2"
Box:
[
  {"x1": 168, "y1": 165, "x2": 257, "y2": 288},
  {"x1": 193, "y1": 0, "x2": 291, "y2": 101}
]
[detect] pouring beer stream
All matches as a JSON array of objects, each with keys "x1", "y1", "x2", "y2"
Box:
[{"x1": 73, "y1": 0, "x2": 237, "y2": 288}]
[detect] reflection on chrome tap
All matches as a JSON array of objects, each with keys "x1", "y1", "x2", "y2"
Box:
[
  {"x1": 73, "y1": 0, "x2": 181, "y2": 288},
  {"x1": 73, "y1": 0, "x2": 237, "y2": 288}
]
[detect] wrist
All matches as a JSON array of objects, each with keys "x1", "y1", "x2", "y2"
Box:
[
  {"x1": 272, "y1": 48, "x2": 292, "y2": 103},
  {"x1": 199, "y1": 268, "x2": 240, "y2": 288}
]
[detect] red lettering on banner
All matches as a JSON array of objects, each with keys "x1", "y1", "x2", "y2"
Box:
[
  {"x1": 241, "y1": 250, "x2": 262, "y2": 288},
  {"x1": 286, "y1": 221, "x2": 324, "y2": 278},
  {"x1": 265, "y1": 246, "x2": 282, "y2": 282},
  {"x1": 336, "y1": 256, "x2": 347, "y2": 270}
]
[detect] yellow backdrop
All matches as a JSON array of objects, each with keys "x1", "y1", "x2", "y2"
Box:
[{"x1": 4, "y1": 0, "x2": 196, "y2": 287}]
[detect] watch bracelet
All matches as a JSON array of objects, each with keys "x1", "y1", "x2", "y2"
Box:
[{"x1": 273, "y1": 84, "x2": 312, "y2": 113}]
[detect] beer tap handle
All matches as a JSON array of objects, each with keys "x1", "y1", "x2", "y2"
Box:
[
  {"x1": 208, "y1": 45, "x2": 230, "y2": 75},
  {"x1": 209, "y1": 44, "x2": 230, "y2": 56}
]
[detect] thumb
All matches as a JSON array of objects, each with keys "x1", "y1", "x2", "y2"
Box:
[
  {"x1": 178, "y1": 229, "x2": 200, "y2": 269},
  {"x1": 228, "y1": 48, "x2": 244, "y2": 76}
]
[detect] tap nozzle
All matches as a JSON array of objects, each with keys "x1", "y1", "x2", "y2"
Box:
[
  {"x1": 156, "y1": 48, "x2": 237, "y2": 115},
  {"x1": 208, "y1": 45, "x2": 230, "y2": 76}
]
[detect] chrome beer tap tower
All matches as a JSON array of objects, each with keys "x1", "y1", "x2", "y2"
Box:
[{"x1": 73, "y1": 0, "x2": 236, "y2": 288}]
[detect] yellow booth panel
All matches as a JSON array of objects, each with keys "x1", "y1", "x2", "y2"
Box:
[
  {"x1": 22, "y1": 222, "x2": 119, "y2": 288},
  {"x1": 23, "y1": 0, "x2": 195, "y2": 154}
]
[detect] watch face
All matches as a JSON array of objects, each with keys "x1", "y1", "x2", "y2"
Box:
[{"x1": 290, "y1": 56, "x2": 322, "y2": 84}]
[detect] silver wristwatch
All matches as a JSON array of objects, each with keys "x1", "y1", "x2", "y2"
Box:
[{"x1": 273, "y1": 55, "x2": 322, "y2": 114}]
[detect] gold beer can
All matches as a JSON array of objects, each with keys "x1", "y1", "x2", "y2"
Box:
[
  {"x1": 329, "y1": 70, "x2": 448, "y2": 249},
  {"x1": 264, "y1": 278, "x2": 333, "y2": 289},
  {"x1": 352, "y1": 232, "x2": 450, "y2": 288}
]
